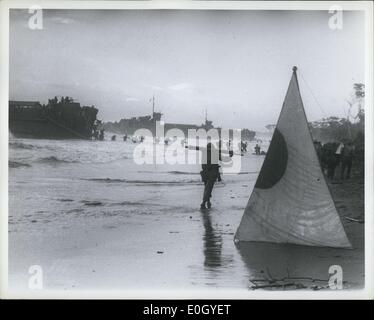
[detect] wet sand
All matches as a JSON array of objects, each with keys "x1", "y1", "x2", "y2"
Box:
[
  {"x1": 237, "y1": 174, "x2": 365, "y2": 290},
  {"x1": 8, "y1": 139, "x2": 364, "y2": 295}
]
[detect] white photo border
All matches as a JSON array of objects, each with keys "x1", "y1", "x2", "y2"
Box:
[{"x1": 0, "y1": 0, "x2": 373, "y2": 300}]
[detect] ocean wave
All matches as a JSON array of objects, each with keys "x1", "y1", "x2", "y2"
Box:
[
  {"x1": 138, "y1": 170, "x2": 258, "y2": 175},
  {"x1": 168, "y1": 170, "x2": 199, "y2": 175},
  {"x1": 9, "y1": 161, "x2": 31, "y2": 168},
  {"x1": 137, "y1": 170, "x2": 199, "y2": 175},
  {"x1": 9, "y1": 141, "x2": 38, "y2": 150},
  {"x1": 37, "y1": 156, "x2": 79, "y2": 164},
  {"x1": 35, "y1": 155, "x2": 129, "y2": 165},
  {"x1": 236, "y1": 171, "x2": 259, "y2": 175},
  {"x1": 84, "y1": 178, "x2": 201, "y2": 185}
]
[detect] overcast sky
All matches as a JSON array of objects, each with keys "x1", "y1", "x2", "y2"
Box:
[{"x1": 9, "y1": 9, "x2": 365, "y2": 131}]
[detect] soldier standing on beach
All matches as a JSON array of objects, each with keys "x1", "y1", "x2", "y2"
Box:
[
  {"x1": 341, "y1": 141, "x2": 355, "y2": 180},
  {"x1": 187, "y1": 141, "x2": 232, "y2": 209},
  {"x1": 200, "y1": 143, "x2": 221, "y2": 209}
]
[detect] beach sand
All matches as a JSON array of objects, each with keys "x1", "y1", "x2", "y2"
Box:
[{"x1": 8, "y1": 138, "x2": 364, "y2": 294}]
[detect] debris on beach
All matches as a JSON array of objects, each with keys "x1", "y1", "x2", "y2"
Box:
[
  {"x1": 248, "y1": 277, "x2": 335, "y2": 290},
  {"x1": 248, "y1": 268, "x2": 347, "y2": 291},
  {"x1": 345, "y1": 216, "x2": 364, "y2": 223}
]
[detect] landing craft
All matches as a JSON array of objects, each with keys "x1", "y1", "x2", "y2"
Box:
[{"x1": 9, "y1": 97, "x2": 99, "y2": 140}]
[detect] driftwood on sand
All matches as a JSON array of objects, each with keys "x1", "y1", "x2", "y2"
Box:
[
  {"x1": 345, "y1": 216, "x2": 364, "y2": 223},
  {"x1": 248, "y1": 268, "x2": 345, "y2": 291}
]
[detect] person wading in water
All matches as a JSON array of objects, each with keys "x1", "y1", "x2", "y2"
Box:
[{"x1": 187, "y1": 141, "x2": 233, "y2": 209}]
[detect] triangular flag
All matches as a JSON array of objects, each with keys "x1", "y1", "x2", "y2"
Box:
[{"x1": 235, "y1": 67, "x2": 351, "y2": 248}]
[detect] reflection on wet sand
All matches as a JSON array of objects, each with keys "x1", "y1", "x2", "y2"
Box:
[
  {"x1": 235, "y1": 241, "x2": 363, "y2": 289},
  {"x1": 191, "y1": 209, "x2": 248, "y2": 287},
  {"x1": 201, "y1": 210, "x2": 223, "y2": 270}
]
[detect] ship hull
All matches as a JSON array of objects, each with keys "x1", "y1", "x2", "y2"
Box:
[{"x1": 9, "y1": 119, "x2": 91, "y2": 140}]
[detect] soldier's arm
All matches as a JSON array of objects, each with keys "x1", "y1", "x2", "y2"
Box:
[{"x1": 185, "y1": 145, "x2": 205, "y2": 151}]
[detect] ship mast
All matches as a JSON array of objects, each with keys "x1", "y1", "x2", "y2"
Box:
[{"x1": 152, "y1": 95, "x2": 155, "y2": 117}]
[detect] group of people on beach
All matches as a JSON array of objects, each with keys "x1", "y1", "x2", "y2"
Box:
[
  {"x1": 92, "y1": 128, "x2": 105, "y2": 140},
  {"x1": 314, "y1": 140, "x2": 355, "y2": 181}
]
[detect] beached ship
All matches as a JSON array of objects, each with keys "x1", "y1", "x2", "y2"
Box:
[
  {"x1": 9, "y1": 97, "x2": 100, "y2": 139},
  {"x1": 102, "y1": 97, "x2": 256, "y2": 140}
]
